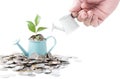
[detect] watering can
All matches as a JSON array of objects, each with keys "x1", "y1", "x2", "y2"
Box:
[
  {"x1": 52, "y1": 13, "x2": 79, "y2": 34},
  {"x1": 14, "y1": 36, "x2": 56, "y2": 57}
]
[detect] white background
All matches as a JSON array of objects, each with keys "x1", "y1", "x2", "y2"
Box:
[{"x1": 0, "y1": 0, "x2": 120, "y2": 79}]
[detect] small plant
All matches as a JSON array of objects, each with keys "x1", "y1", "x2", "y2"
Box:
[{"x1": 27, "y1": 15, "x2": 47, "y2": 41}]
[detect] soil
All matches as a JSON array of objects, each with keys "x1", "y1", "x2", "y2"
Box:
[{"x1": 29, "y1": 34, "x2": 45, "y2": 41}]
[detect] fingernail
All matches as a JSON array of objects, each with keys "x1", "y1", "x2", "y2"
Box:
[
  {"x1": 71, "y1": 12, "x2": 78, "y2": 18},
  {"x1": 81, "y1": 11, "x2": 87, "y2": 19},
  {"x1": 87, "y1": 10, "x2": 93, "y2": 16}
]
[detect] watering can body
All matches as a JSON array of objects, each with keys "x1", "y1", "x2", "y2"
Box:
[
  {"x1": 14, "y1": 36, "x2": 56, "y2": 57},
  {"x1": 52, "y1": 13, "x2": 79, "y2": 34}
]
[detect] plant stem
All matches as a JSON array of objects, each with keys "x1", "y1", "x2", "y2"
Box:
[{"x1": 35, "y1": 28, "x2": 37, "y2": 35}]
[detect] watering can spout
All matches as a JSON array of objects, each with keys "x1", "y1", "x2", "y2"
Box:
[{"x1": 14, "y1": 39, "x2": 28, "y2": 56}]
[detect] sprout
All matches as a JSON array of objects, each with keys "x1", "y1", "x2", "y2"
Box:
[{"x1": 27, "y1": 15, "x2": 47, "y2": 35}]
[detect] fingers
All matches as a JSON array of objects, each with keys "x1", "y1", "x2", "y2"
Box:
[
  {"x1": 91, "y1": 15, "x2": 98, "y2": 27},
  {"x1": 70, "y1": 0, "x2": 81, "y2": 18},
  {"x1": 76, "y1": 10, "x2": 101, "y2": 27},
  {"x1": 70, "y1": 0, "x2": 104, "y2": 27},
  {"x1": 84, "y1": 10, "x2": 93, "y2": 26},
  {"x1": 77, "y1": 10, "x2": 88, "y2": 22},
  {"x1": 90, "y1": 14, "x2": 103, "y2": 27},
  {"x1": 71, "y1": 11, "x2": 78, "y2": 18}
]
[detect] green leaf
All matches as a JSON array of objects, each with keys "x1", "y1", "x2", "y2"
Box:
[
  {"x1": 37, "y1": 27, "x2": 47, "y2": 32},
  {"x1": 35, "y1": 15, "x2": 41, "y2": 26},
  {"x1": 27, "y1": 21, "x2": 36, "y2": 33}
]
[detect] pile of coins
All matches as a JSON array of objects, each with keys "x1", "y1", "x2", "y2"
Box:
[{"x1": 0, "y1": 53, "x2": 70, "y2": 76}]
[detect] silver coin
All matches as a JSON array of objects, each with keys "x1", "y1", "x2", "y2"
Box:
[
  {"x1": 49, "y1": 60, "x2": 61, "y2": 65},
  {"x1": 12, "y1": 65, "x2": 24, "y2": 71},
  {"x1": 5, "y1": 60, "x2": 14, "y2": 65},
  {"x1": 43, "y1": 69, "x2": 52, "y2": 74},
  {"x1": 33, "y1": 69, "x2": 43, "y2": 74},
  {"x1": 4, "y1": 64, "x2": 16, "y2": 68}
]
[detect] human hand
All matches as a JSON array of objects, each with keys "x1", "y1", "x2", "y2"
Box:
[{"x1": 70, "y1": 0, "x2": 120, "y2": 27}]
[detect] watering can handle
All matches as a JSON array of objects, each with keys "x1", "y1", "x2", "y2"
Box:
[{"x1": 46, "y1": 36, "x2": 56, "y2": 53}]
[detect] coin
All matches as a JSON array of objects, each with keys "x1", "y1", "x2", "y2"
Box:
[{"x1": 0, "y1": 52, "x2": 70, "y2": 76}]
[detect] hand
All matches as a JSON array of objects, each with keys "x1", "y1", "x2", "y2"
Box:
[{"x1": 70, "y1": 0, "x2": 120, "y2": 27}]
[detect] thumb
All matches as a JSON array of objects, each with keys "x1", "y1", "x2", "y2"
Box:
[{"x1": 70, "y1": 0, "x2": 81, "y2": 12}]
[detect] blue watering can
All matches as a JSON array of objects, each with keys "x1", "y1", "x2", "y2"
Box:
[{"x1": 14, "y1": 36, "x2": 56, "y2": 57}]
